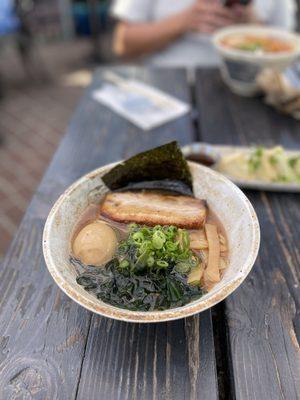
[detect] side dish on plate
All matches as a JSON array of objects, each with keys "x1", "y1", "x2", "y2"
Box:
[
  {"x1": 216, "y1": 146, "x2": 300, "y2": 184},
  {"x1": 183, "y1": 143, "x2": 300, "y2": 192},
  {"x1": 71, "y1": 142, "x2": 228, "y2": 311}
]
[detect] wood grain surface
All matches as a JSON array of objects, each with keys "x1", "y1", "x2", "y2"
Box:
[
  {"x1": 75, "y1": 68, "x2": 218, "y2": 400},
  {"x1": 195, "y1": 68, "x2": 300, "y2": 400},
  {"x1": 0, "y1": 67, "x2": 218, "y2": 400}
]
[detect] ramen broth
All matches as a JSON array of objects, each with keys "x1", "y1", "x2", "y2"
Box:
[
  {"x1": 221, "y1": 34, "x2": 294, "y2": 53},
  {"x1": 71, "y1": 199, "x2": 228, "y2": 293}
]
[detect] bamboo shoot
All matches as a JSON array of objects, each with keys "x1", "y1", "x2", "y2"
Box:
[{"x1": 204, "y1": 224, "x2": 220, "y2": 284}]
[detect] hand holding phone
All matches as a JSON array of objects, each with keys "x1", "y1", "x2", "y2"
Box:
[{"x1": 222, "y1": 0, "x2": 252, "y2": 7}]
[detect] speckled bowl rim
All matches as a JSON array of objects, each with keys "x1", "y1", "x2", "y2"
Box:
[{"x1": 43, "y1": 161, "x2": 260, "y2": 323}]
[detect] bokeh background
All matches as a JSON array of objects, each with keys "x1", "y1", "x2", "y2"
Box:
[{"x1": 0, "y1": 0, "x2": 116, "y2": 258}]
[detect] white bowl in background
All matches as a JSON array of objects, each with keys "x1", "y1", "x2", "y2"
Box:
[
  {"x1": 43, "y1": 161, "x2": 260, "y2": 323},
  {"x1": 213, "y1": 25, "x2": 300, "y2": 96}
]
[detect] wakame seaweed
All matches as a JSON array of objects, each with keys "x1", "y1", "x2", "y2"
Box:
[
  {"x1": 77, "y1": 261, "x2": 202, "y2": 311},
  {"x1": 76, "y1": 224, "x2": 203, "y2": 311},
  {"x1": 102, "y1": 141, "x2": 193, "y2": 193}
]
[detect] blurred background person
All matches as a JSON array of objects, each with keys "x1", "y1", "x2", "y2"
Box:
[{"x1": 111, "y1": 0, "x2": 297, "y2": 67}]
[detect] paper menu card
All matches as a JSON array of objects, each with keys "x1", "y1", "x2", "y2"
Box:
[{"x1": 92, "y1": 74, "x2": 190, "y2": 130}]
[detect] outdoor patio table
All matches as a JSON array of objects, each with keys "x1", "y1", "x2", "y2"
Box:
[{"x1": 0, "y1": 67, "x2": 299, "y2": 400}]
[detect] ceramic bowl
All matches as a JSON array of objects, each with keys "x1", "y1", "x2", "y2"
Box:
[
  {"x1": 43, "y1": 161, "x2": 260, "y2": 323},
  {"x1": 213, "y1": 25, "x2": 300, "y2": 96}
]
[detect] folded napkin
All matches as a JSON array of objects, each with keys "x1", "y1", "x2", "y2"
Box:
[
  {"x1": 257, "y1": 67, "x2": 300, "y2": 119},
  {"x1": 92, "y1": 72, "x2": 190, "y2": 130}
]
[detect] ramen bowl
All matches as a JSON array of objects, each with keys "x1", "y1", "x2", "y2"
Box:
[
  {"x1": 43, "y1": 161, "x2": 260, "y2": 323},
  {"x1": 213, "y1": 25, "x2": 300, "y2": 96}
]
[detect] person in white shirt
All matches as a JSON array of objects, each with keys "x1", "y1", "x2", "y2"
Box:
[{"x1": 111, "y1": 0, "x2": 297, "y2": 67}]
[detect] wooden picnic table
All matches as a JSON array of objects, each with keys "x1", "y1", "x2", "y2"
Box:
[{"x1": 0, "y1": 66, "x2": 299, "y2": 400}]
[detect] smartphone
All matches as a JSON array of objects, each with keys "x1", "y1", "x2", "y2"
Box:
[{"x1": 222, "y1": 0, "x2": 252, "y2": 6}]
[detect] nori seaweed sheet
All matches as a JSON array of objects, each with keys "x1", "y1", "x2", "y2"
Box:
[{"x1": 102, "y1": 141, "x2": 193, "y2": 192}]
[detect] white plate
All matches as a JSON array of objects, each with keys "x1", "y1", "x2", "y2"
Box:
[{"x1": 182, "y1": 143, "x2": 300, "y2": 193}]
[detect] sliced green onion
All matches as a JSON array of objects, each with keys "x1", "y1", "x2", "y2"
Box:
[
  {"x1": 139, "y1": 240, "x2": 151, "y2": 254},
  {"x1": 157, "y1": 260, "x2": 169, "y2": 268},
  {"x1": 166, "y1": 241, "x2": 178, "y2": 251},
  {"x1": 152, "y1": 230, "x2": 166, "y2": 249},
  {"x1": 132, "y1": 231, "x2": 144, "y2": 244},
  {"x1": 119, "y1": 224, "x2": 197, "y2": 276}
]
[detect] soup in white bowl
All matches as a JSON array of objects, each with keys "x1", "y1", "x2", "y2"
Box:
[
  {"x1": 43, "y1": 143, "x2": 260, "y2": 323},
  {"x1": 213, "y1": 25, "x2": 300, "y2": 96}
]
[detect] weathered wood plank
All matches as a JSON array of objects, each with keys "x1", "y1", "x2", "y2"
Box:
[
  {"x1": 77, "y1": 311, "x2": 217, "y2": 400},
  {"x1": 0, "y1": 69, "x2": 131, "y2": 399},
  {"x1": 0, "y1": 67, "x2": 218, "y2": 400},
  {"x1": 76, "y1": 67, "x2": 218, "y2": 400},
  {"x1": 195, "y1": 68, "x2": 300, "y2": 400}
]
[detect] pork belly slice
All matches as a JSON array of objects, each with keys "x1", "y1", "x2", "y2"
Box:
[{"x1": 100, "y1": 192, "x2": 207, "y2": 229}]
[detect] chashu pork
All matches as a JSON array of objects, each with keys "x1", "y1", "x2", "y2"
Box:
[{"x1": 100, "y1": 191, "x2": 207, "y2": 229}]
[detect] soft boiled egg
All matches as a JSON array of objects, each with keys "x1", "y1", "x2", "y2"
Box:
[{"x1": 72, "y1": 221, "x2": 117, "y2": 266}]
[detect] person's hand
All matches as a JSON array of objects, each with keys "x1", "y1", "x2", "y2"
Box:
[
  {"x1": 181, "y1": 0, "x2": 239, "y2": 34},
  {"x1": 180, "y1": 0, "x2": 259, "y2": 35},
  {"x1": 231, "y1": 4, "x2": 260, "y2": 24}
]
